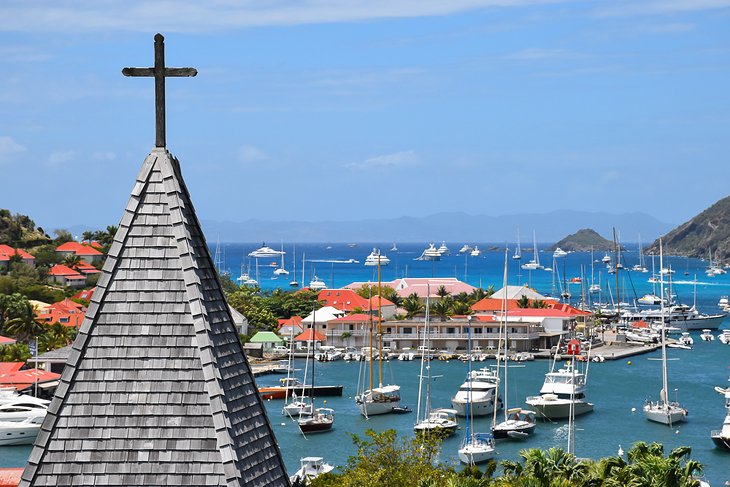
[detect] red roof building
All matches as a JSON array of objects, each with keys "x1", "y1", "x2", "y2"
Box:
[
  {"x1": 471, "y1": 298, "x2": 522, "y2": 313},
  {"x1": 48, "y1": 264, "x2": 88, "y2": 288},
  {"x1": 0, "y1": 336, "x2": 17, "y2": 345},
  {"x1": 0, "y1": 468, "x2": 22, "y2": 487},
  {"x1": 37, "y1": 299, "x2": 87, "y2": 328},
  {"x1": 0, "y1": 244, "x2": 35, "y2": 269},
  {"x1": 277, "y1": 316, "x2": 304, "y2": 337},
  {"x1": 72, "y1": 287, "x2": 96, "y2": 301},
  {"x1": 317, "y1": 289, "x2": 397, "y2": 318},
  {"x1": 55, "y1": 241, "x2": 104, "y2": 263},
  {"x1": 294, "y1": 329, "x2": 326, "y2": 342},
  {"x1": 0, "y1": 363, "x2": 61, "y2": 391}
]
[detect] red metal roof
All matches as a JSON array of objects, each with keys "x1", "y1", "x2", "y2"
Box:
[
  {"x1": 56, "y1": 241, "x2": 103, "y2": 256},
  {"x1": 72, "y1": 287, "x2": 96, "y2": 301},
  {"x1": 48, "y1": 264, "x2": 83, "y2": 277},
  {"x1": 0, "y1": 367, "x2": 61, "y2": 390},
  {"x1": 0, "y1": 336, "x2": 16, "y2": 345},
  {"x1": 294, "y1": 329, "x2": 326, "y2": 341},
  {"x1": 0, "y1": 245, "x2": 35, "y2": 261},
  {"x1": 471, "y1": 298, "x2": 522, "y2": 312},
  {"x1": 0, "y1": 468, "x2": 22, "y2": 487}
]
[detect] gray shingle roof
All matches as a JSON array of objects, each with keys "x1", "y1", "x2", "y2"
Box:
[{"x1": 20, "y1": 149, "x2": 288, "y2": 486}]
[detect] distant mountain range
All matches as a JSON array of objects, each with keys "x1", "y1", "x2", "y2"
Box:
[
  {"x1": 198, "y1": 210, "x2": 675, "y2": 244},
  {"x1": 647, "y1": 195, "x2": 730, "y2": 262}
]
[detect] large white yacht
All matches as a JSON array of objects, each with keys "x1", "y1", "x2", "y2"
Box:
[
  {"x1": 364, "y1": 248, "x2": 390, "y2": 267},
  {"x1": 711, "y1": 377, "x2": 730, "y2": 451},
  {"x1": 437, "y1": 241, "x2": 449, "y2": 255},
  {"x1": 0, "y1": 398, "x2": 49, "y2": 422},
  {"x1": 248, "y1": 243, "x2": 285, "y2": 258},
  {"x1": 470, "y1": 246, "x2": 481, "y2": 257},
  {"x1": 553, "y1": 247, "x2": 568, "y2": 258},
  {"x1": 451, "y1": 368, "x2": 501, "y2": 417},
  {"x1": 525, "y1": 360, "x2": 594, "y2": 419},
  {"x1": 308, "y1": 276, "x2": 326, "y2": 290},
  {"x1": 417, "y1": 243, "x2": 441, "y2": 261},
  {"x1": 620, "y1": 304, "x2": 726, "y2": 331},
  {"x1": 0, "y1": 415, "x2": 45, "y2": 446},
  {"x1": 459, "y1": 244, "x2": 472, "y2": 254}
]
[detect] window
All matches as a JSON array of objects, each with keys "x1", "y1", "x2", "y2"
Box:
[
  {"x1": 349, "y1": 324, "x2": 354, "y2": 331},
  {"x1": 403, "y1": 327, "x2": 413, "y2": 334},
  {"x1": 473, "y1": 327, "x2": 482, "y2": 334},
  {"x1": 447, "y1": 327, "x2": 455, "y2": 334},
  {"x1": 386, "y1": 327, "x2": 392, "y2": 333}
]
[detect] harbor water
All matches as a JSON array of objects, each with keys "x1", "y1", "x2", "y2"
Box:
[{"x1": 1, "y1": 242, "x2": 728, "y2": 484}]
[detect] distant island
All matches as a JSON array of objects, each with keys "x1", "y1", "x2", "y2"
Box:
[
  {"x1": 647, "y1": 194, "x2": 730, "y2": 262},
  {"x1": 548, "y1": 228, "x2": 618, "y2": 252}
]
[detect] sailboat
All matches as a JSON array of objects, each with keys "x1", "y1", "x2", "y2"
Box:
[
  {"x1": 644, "y1": 239, "x2": 688, "y2": 426},
  {"x1": 282, "y1": 320, "x2": 312, "y2": 418},
  {"x1": 458, "y1": 316, "x2": 496, "y2": 464},
  {"x1": 414, "y1": 289, "x2": 458, "y2": 437},
  {"x1": 512, "y1": 230, "x2": 522, "y2": 260},
  {"x1": 521, "y1": 230, "x2": 541, "y2": 270},
  {"x1": 289, "y1": 245, "x2": 300, "y2": 287},
  {"x1": 589, "y1": 249, "x2": 600, "y2": 294},
  {"x1": 298, "y1": 307, "x2": 335, "y2": 434},
  {"x1": 632, "y1": 235, "x2": 649, "y2": 273},
  {"x1": 274, "y1": 241, "x2": 289, "y2": 276},
  {"x1": 492, "y1": 248, "x2": 536, "y2": 440},
  {"x1": 355, "y1": 261, "x2": 402, "y2": 417}
]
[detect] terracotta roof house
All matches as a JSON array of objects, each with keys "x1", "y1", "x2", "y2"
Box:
[
  {"x1": 278, "y1": 316, "x2": 303, "y2": 338},
  {"x1": 317, "y1": 289, "x2": 397, "y2": 318},
  {"x1": 37, "y1": 299, "x2": 87, "y2": 328},
  {"x1": 55, "y1": 241, "x2": 104, "y2": 264},
  {"x1": 47, "y1": 264, "x2": 87, "y2": 288},
  {"x1": 0, "y1": 245, "x2": 35, "y2": 270}
]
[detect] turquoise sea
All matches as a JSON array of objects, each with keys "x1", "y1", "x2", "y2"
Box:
[{"x1": 1, "y1": 242, "x2": 728, "y2": 484}]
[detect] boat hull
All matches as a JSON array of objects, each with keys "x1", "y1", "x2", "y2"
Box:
[
  {"x1": 451, "y1": 397, "x2": 501, "y2": 417},
  {"x1": 644, "y1": 404, "x2": 687, "y2": 425},
  {"x1": 259, "y1": 385, "x2": 344, "y2": 400},
  {"x1": 526, "y1": 399, "x2": 594, "y2": 420},
  {"x1": 356, "y1": 399, "x2": 401, "y2": 416},
  {"x1": 492, "y1": 421, "x2": 536, "y2": 439},
  {"x1": 413, "y1": 423, "x2": 458, "y2": 437},
  {"x1": 298, "y1": 421, "x2": 333, "y2": 434},
  {"x1": 0, "y1": 423, "x2": 41, "y2": 446},
  {"x1": 458, "y1": 444, "x2": 494, "y2": 464},
  {"x1": 711, "y1": 433, "x2": 730, "y2": 451}
]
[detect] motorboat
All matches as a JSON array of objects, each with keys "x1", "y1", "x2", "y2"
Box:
[
  {"x1": 289, "y1": 457, "x2": 335, "y2": 485},
  {"x1": 459, "y1": 244, "x2": 472, "y2": 254},
  {"x1": 492, "y1": 409, "x2": 537, "y2": 439},
  {"x1": 711, "y1": 378, "x2": 730, "y2": 451},
  {"x1": 619, "y1": 304, "x2": 726, "y2": 331},
  {"x1": 364, "y1": 248, "x2": 390, "y2": 267},
  {"x1": 437, "y1": 241, "x2": 449, "y2": 255},
  {"x1": 417, "y1": 243, "x2": 441, "y2": 261},
  {"x1": 413, "y1": 408, "x2": 459, "y2": 436},
  {"x1": 458, "y1": 433, "x2": 495, "y2": 465},
  {"x1": 526, "y1": 360, "x2": 594, "y2": 420},
  {"x1": 678, "y1": 332, "x2": 693, "y2": 347},
  {"x1": 470, "y1": 246, "x2": 481, "y2": 257},
  {"x1": 355, "y1": 385, "x2": 402, "y2": 416},
  {"x1": 297, "y1": 407, "x2": 334, "y2": 434},
  {"x1": 719, "y1": 330, "x2": 730, "y2": 345},
  {"x1": 0, "y1": 392, "x2": 48, "y2": 407},
  {"x1": 553, "y1": 247, "x2": 567, "y2": 258},
  {"x1": 0, "y1": 398, "x2": 49, "y2": 422},
  {"x1": 602, "y1": 253, "x2": 611, "y2": 264},
  {"x1": 700, "y1": 329, "x2": 715, "y2": 341},
  {"x1": 0, "y1": 415, "x2": 44, "y2": 446},
  {"x1": 637, "y1": 294, "x2": 662, "y2": 306},
  {"x1": 258, "y1": 377, "x2": 343, "y2": 400},
  {"x1": 451, "y1": 368, "x2": 501, "y2": 417},
  {"x1": 719, "y1": 296, "x2": 729, "y2": 311},
  {"x1": 308, "y1": 275, "x2": 326, "y2": 290},
  {"x1": 248, "y1": 243, "x2": 285, "y2": 258}
]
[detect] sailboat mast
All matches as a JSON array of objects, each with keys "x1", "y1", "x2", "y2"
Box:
[
  {"x1": 502, "y1": 247, "x2": 509, "y2": 423},
  {"x1": 416, "y1": 289, "x2": 429, "y2": 424},
  {"x1": 659, "y1": 239, "x2": 669, "y2": 410},
  {"x1": 613, "y1": 227, "x2": 620, "y2": 317},
  {"x1": 368, "y1": 283, "x2": 373, "y2": 392},
  {"x1": 466, "y1": 316, "x2": 472, "y2": 441},
  {"x1": 378, "y1": 257, "x2": 383, "y2": 387}
]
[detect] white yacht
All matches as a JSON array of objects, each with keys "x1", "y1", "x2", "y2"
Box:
[
  {"x1": 700, "y1": 329, "x2": 715, "y2": 341},
  {"x1": 719, "y1": 330, "x2": 730, "y2": 345},
  {"x1": 711, "y1": 378, "x2": 730, "y2": 451},
  {"x1": 355, "y1": 385, "x2": 402, "y2": 416},
  {"x1": 364, "y1": 248, "x2": 390, "y2": 267},
  {"x1": 0, "y1": 415, "x2": 45, "y2": 446},
  {"x1": 526, "y1": 360, "x2": 594, "y2": 419},
  {"x1": 718, "y1": 296, "x2": 729, "y2": 311},
  {"x1": 602, "y1": 253, "x2": 611, "y2": 264},
  {"x1": 553, "y1": 247, "x2": 568, "y2": 258},
  {"x1": 458, "y1": 433, "x2": 496, "y2": 465},
  {"x1": 248, "y1": 243, "x2": 285, "y2": 258},
  {"x1": 437, "y1": 241, "x2": 449, "y2": 255},
  {"x1": 521, "y1": 231, "x2": 542, "y2": 270},
  {"x1": 289, "y1": 457, "x2": 334, "y2": 485},
  {"x1": 417, "y1": 243, "x2": 441, "y2": 261},
  {"x1": 620, "y1": 304, "x2": 726, "y2": 331},
  {"x1": 413, "y1": 408, "x2": 459, "y2": 436},
  {"x1": 459, "y1": 244, "x2": 472, "y2": 254},
  {"x1": 308, "y1": 275, "x2": 326, "y2": 290},
  {"x1": 0, "y1": 398, "x2": 49, "y2": 422},
  {"x1": 470, "y1": 246, "x2": 481, "y2": 257},
  {"x1": 637, "y1": 294, "x2": 662, "y2": 305},
  {"x1": 451, "y1": 368, "x2": 501, "y2": 417}
]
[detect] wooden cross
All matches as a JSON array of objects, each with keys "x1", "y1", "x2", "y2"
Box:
[{"x1": 122, "y1": 33, "x2": 197, "y2": 148}]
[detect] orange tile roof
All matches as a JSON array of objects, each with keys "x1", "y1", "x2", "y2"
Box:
[
  {"x1": 72, "y1": 287, "x2": 96, "y2": 301},
  {"x1": 294, "y1": 329, "x2": 326, "y2": 341},
  {"x1": 48, "y1": 264, "x2": 83, "y2": 277},
  {"x1": 55, "y1": 241, "x2": 103, "y2": 256},
  {"x1": 317, "y1": 289, "x2": 369, "y2": 311},
  {"x1": 0, "y1": 245, "x2": 34, "y2": 261},
  {"x1": 37, "y1": 299, "x2": 86, "y2": 327},
  {"x1": 0, "y1": 468, "x2": 22, "y2": 487},
  {"x1": 0, "y1": 367, "x2": 61, "y2": 390},
  {"x1": 471, "y1": 298, "x2": 522, "y2": 312}
]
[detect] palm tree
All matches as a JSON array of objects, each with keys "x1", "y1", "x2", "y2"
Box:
[
  {"x1": 485, "y1": 285, "x2": 495, "y2": 298},
  {"x1": 81, "y1": 231, "x2": 94, "y2": 242},
  {"x1": 469, "y1": 288, "x2": 487, "y2": 303},
  {"x1": 436, "y1": 285, "x2": 450, "y2": 300},
  {"x1": 454, "y1": 292, "x2": 471, "y2": 304},
  {"x1": 430, "y1": 299, "x2": 452, "y2": 322},
  {"x1": 5, "y1": 301, "x2": 46, "y2": 341},
  {"x1": 402, "y1": 296, "x2": 424, "y2": 319},
  {"x1": 516, "y1": 295, "x2": 531, "y2": 308},
  {"x1": 450, "y1": 301, "x2": 472, "y2": 316},
  {"x1": 63, "y1": 254, "x2": 82, "y2": 269},
  {"x1": 531, "y1": 299, "x2": 548, "y2": 309}
]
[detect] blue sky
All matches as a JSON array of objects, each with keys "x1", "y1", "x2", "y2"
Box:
[{"x1": 1, "y1": 1, "x2": 729, "y2": 231}]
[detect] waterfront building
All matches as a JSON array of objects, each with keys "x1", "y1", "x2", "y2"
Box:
[
  {"x1": 345, "y1": 277, "x2": 476, "y2": 301},
  {"x1": 317, "y1": 289, "x2": 397, "y2": 319}
]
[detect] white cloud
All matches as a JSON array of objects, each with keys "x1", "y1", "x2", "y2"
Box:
[
  {"x1": 505, "y1": 48, "x2": 584, "y2": 62},
  {"x1": 346, "y1": 150, "x2": 419, "y2": 171},
  {"x1": 47, "y1": 150, "x2": 77, "y2": 167},
  {"x1": 0, "y1": 0, "x2": 562, "y2": 33},
  {"x1": 238, "y1": 144, "x2": 269, "y2": 164},
  {"x1": 597, "y1": 0, "x2": 730, "y2": 16},
  {"x1": 0, "y1": 136, "x2": 27, "y2": 164},
  {"x1": 91, "y1": 151, "x2": 117, "y2": 161},
  {"x1": 0, "y1": 45, "x2": 51, "y2": 62}
]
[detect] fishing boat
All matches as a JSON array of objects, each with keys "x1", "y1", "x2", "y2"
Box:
[
  {"x1": 364, "y1": 248, "x2": 390, "y2": 267},
  {"x1": 248, "y1": 242, "x2": 285, "y2": 258},
  {"x1": 0, "y1": 415, "x2": 44, "y2": 446},
  {"x1": 289, "y1": 457, "x2": 335, "y2": 484},
  {"x1": 644, "y1": 239, "x2": 688, "y2": 426},
  {"x1": 355, "y1": 260, "x2": 402, "y2": 417},
  {"x1": 297, "y1": 308, "x2": 334, "y2": 435},
  {"x1": 719, "y1": 330, "x2": 730, "y2": 345},
  {"x1": 711, "y1": 377, "x2": 730, "y2": 451},
  {"x1": 526, "y1": 349, "x2": 594, "y2": 419},
  {"x1": 492, "y1": 249, "x2": 536, "y2": 439}
]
